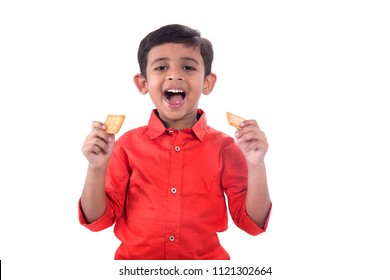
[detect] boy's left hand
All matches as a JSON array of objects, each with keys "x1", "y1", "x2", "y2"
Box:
[{"x1": 235, "y1": 120, "x2": 268, "y2": 167}]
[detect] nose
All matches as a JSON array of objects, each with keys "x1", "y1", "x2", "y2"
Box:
[
  {"x1": 167, "y1": 75, "x2": 183, "y2": 81},
  {"x1": 166, "y1": 68, "x2": 183, "y2": 81}
]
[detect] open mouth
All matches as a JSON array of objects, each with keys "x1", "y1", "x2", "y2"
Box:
[{"x1": 164, "y1": 88, "x2": 186, "y2": 107}]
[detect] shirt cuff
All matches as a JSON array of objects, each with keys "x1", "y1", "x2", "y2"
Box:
[
  {"x1": 78, "y1": 199, "x2": 114, "y2": 232},
  {"x1": 242, "y1": 202, "x2": 272, "y2": 236}
]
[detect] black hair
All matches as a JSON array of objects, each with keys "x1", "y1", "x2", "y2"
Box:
[{"x1": 137, "y1": 24, "x2": 214, "y2": 78}]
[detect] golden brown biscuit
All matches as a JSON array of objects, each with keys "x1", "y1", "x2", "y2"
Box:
[
  {"x1": 104, "y1": 115, "x2": 125, "y2": 134},
  {"x1": 226, "y1": 112, "x2": 245, "y2": 129}
]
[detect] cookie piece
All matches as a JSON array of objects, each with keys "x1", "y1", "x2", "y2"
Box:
[
  {"x1": 226, "y1": 112, "x2": 245, "y2": 129},
  {"x1": 104, "y1": 115, "x2": 125, "y2": 134}
]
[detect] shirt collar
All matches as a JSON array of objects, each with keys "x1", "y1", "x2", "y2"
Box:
[{"x1": 148, "y1": 109, "x2": 207, "y2": 141}]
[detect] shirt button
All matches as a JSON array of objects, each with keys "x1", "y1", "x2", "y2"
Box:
[
  {"x1": 171, "y1": 187, "x2": 177, "y2": 194},
  {"x1": 175, "y1": 146, "x2": 180, "y2": 152},
  {"x1": 169, "y1": 130, "x2": 174, "y2": 134},
  {"x1": 169, "y1": 235, "x2": 175, "y2": 242}
]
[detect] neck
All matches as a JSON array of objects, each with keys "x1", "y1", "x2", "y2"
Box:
[{"x1": 161, "y1": 115, "x2": 198, "y2": 130}]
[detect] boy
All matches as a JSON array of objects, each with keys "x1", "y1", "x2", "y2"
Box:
[{"x1": 79, "y1": 24, "x2": 271, "y2": 260}]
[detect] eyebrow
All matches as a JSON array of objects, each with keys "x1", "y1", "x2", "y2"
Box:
[{"x1": 150, "y1": 57, "x2": 200, "y2": 66}]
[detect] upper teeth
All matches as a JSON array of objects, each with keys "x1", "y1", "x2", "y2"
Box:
[{"x1": 167, "y1": 89, "x2": 184, "y2": 93}]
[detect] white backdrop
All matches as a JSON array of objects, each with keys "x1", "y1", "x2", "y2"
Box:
[{"x1": 1, "y1": 0, "x2": 389, "y2": 279}]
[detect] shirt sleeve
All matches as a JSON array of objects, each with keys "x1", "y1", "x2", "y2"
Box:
[
  {"x1": 221, "y1": 141, "x2": 271, "y2": 236},
  {"x1": 78, "y1": 144, "x2": 131, "y2": 232},
  {"x1": 78, "y1": 199, "x2": 116, "y2": 232}
]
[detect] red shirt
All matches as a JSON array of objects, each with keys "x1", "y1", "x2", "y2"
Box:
[{"x1": 79, "y1": 109, "x2": 271, "y2": 260}]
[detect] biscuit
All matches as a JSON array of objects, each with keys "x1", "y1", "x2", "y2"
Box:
[
  {"x1": 104, "y1": 115, "x2": 125, "y2": 134},
  {"x1": 226, "y1": 112, "x2": 245, "y2": 129}
]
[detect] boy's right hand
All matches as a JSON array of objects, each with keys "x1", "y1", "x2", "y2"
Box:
[{"x1": 82, "y1": 121, "x2": 115, "y2": 170}]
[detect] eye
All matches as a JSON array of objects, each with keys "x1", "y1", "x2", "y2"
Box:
[
  {"x1": 154, "y1": 65, "x2": 168, "y2": 71},
  {"x1": 183, "y1": 65, "x2": 196, "y2": 71}
]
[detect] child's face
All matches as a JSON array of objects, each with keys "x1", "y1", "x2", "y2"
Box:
[{"x1": 135, "y1": 43, "x2": 216, "y2": 129}]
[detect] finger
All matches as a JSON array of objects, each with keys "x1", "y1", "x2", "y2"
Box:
[
  {"x1": 239, "y1": 119, "x2": 258, "y2": 128},
  {"x1": 236, "y1": 121, "x2": 263, "y2": 135},
  {"x1": 91, "y1": 121, "x2": 106, "y2": 130},
  {"x1": 92, "y1": 136, "x2": 111, "y2": 150},
  {"x1": 236, "y1": 129, "x2": 266, "y2": 143},
  {"x1": 82, "y1": 143, "x2": 102, "y2": 156},
  {"x1": 240, "y1": 120, "x2": 267, "y2": 136},
  {"x1": 90, "y1": 143, "x2": 106, "y2": 155},
  {"x1": 86, "y1": 127, "x2": 112, "y2": 144},
  {"x1": 82, "y1": 143, "x2": 104, "y2": 157},
  {"x1": 83, "y1": 137, "x2": 110, "y2": 155}
]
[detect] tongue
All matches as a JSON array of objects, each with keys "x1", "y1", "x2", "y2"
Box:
[{"x1": 168, "y1": 94, "x2": 184, "y2": 105}]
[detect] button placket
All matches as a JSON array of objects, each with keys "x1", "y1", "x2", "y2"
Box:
[{"x1": 165, "y1": 133, "x2": 184, "y2": 259}]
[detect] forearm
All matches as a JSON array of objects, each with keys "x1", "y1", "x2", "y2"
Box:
[
  {"x1": 245, "y1": 161, "x2": 271, "y2": 228},
  {"x1": 80, "y1": 165, "x2": 108, "y2": 223}
]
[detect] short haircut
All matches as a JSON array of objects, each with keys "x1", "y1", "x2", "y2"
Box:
[{"x1": 137, "y1": 24, "x2": 214, "y2": 78}]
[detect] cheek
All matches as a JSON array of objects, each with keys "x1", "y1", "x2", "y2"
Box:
[
  {"x1": 149, "y1": 93, "x2": 162, "y2": 104},
  {"x1": 145, "y1": 79, "x2": 160, "y2": 93}
]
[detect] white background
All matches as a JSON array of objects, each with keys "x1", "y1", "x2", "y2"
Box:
[{"x1": 1, "y1": 0, "x2": 389, "y2": 279}]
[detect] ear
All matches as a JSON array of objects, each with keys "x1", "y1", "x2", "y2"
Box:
[
  {"x1": 133, "y1": 74, "x2": 148, "y2": 95},
  {"x1": 202, "y1": 73, "x2": 217, "y2": 95}
]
